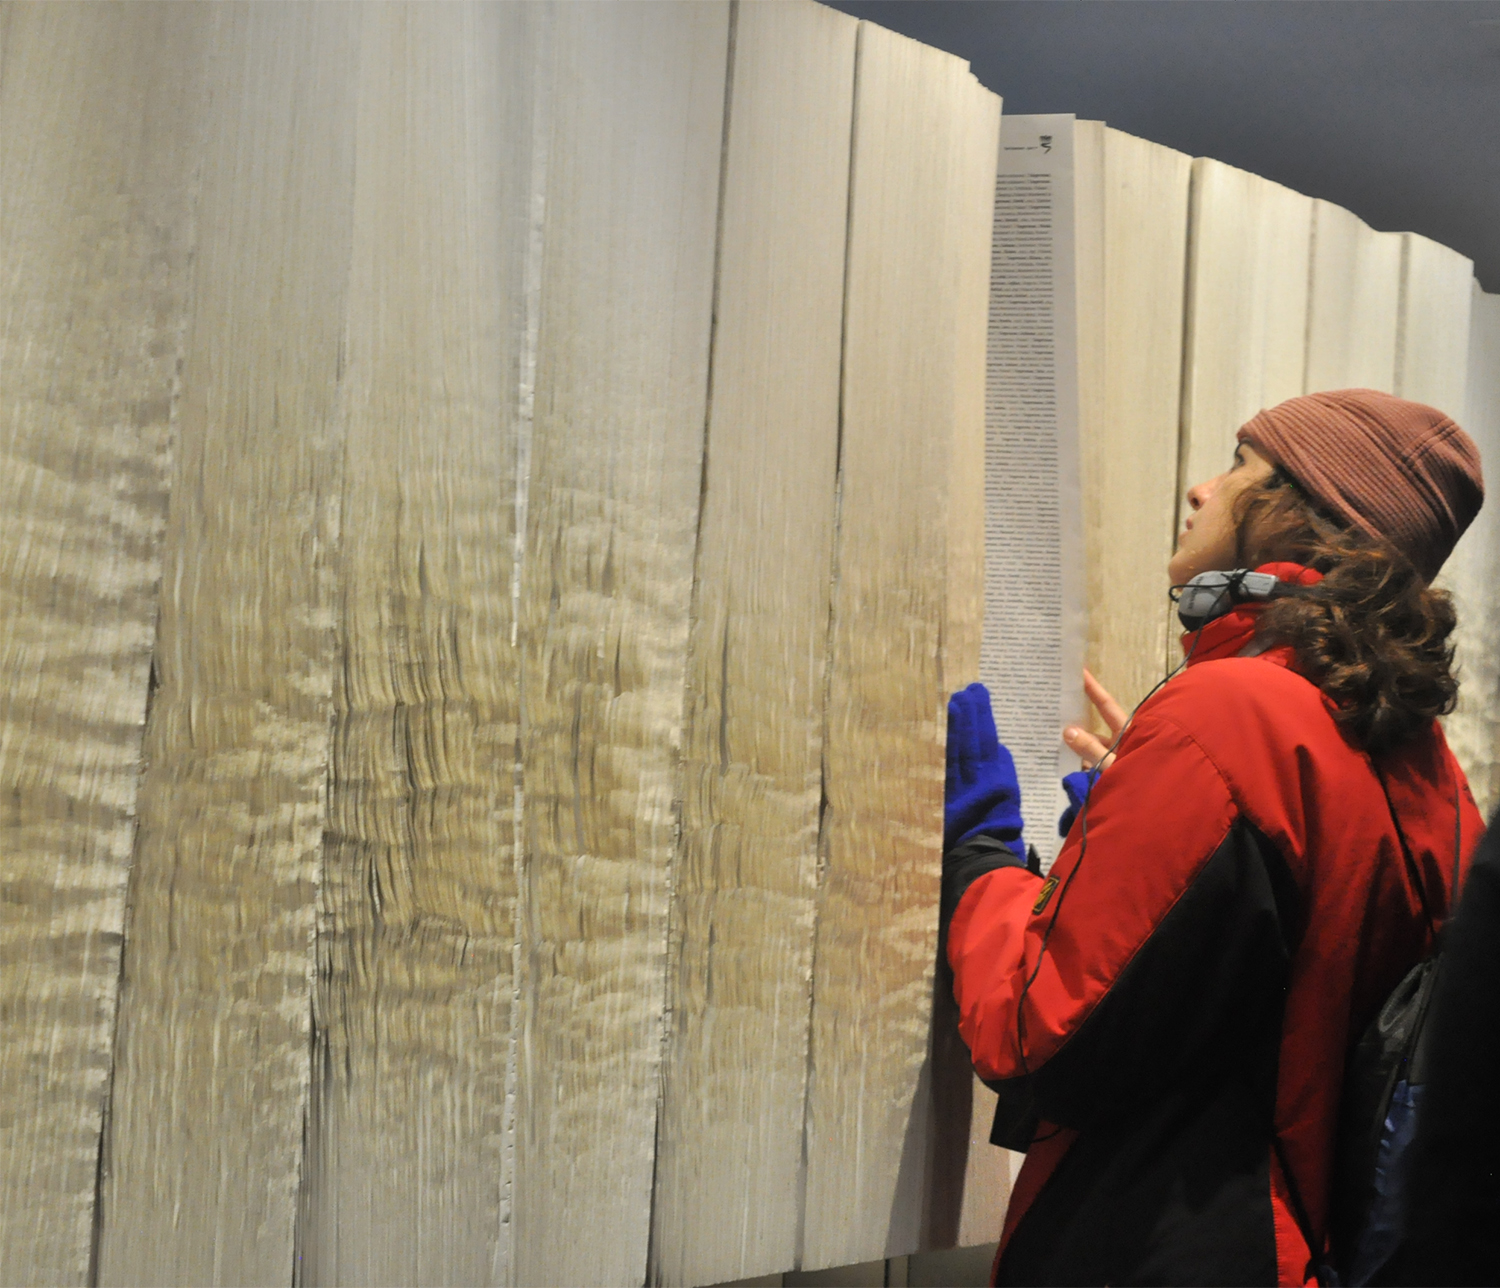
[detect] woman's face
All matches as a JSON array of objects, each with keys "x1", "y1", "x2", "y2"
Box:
[{"x1": 1168, "y1": 440, "x2": 1276, "y2": 585}]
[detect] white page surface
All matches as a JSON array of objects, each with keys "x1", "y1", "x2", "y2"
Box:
[{"x1": 983, "y1": 114, "x2": 1087, "y2": 872}]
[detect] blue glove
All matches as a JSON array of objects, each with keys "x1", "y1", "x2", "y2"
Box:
[
  {"x1": 1058, "y1": 769, "x2": 1094, "y2": 837},
  {"x1": 944, "y1": 683, "x2": 1024, "y2": 856}
]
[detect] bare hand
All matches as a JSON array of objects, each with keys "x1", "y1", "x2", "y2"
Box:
[{"x1": 1062, "y1": 669, "x2": 1127, "y2": 771}]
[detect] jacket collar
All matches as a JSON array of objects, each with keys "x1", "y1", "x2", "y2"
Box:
[{"x1": 1180, "y1": 563, "x2": 1324, "y2": 666}]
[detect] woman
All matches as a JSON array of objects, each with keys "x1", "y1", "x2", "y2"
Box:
[{"x1": 942, "y1": 389, "x2": 1486, "y2": 1285}]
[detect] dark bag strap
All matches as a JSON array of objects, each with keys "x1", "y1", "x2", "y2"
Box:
[
  {"x1": 1272, "y1": 1133, "x2": 1338, "y2": 1285},
  {"x1": 1375, "y1": 769, "x2": 1436, "y2": 941}
]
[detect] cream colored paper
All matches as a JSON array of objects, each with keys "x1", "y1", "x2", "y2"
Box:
[
  {"x1": 800, "y1": 21, "x2": 1001, "y2": 1271},
  {"x1": 948, "y1": 89, "x2": 1012, "y2": 1265},
  {"x1": 98, "y1": 6, "x2": 359, "y2": 1283},
  {"x1": 509, "y1": 6, "x2": 729, "y2": 1285},
  {"x1": 1305, "y1": 200, "x2": 1402, "y2": 394},
  {"x1": 1397, "y1": 233, "x2": 1475, "y2": 412},
  {"x1": 295, "y1": 6, "x2": 528, "y2": 1284},
  {"x1": 983, "y1": 114, "x2": 1088, "y2": 873},
  {"x1": 1180, "y1": 159, "x2": 1313, "y2": 500},
  {"x1": 649, "y1": 5, "x2": 855, "y2": 1285},
  {"x1": 1090, "y1": 129, "x2": 1193, "y2": 688},
  {"x1": 1397, "y1": 235, "x2": 1483, "y2": 807},
  {"x1": 0, "y1": 7, "x2": 204, "y2": 1281}
]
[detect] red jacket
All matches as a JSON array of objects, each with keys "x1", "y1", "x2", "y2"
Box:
[{"x1": 945, "y1": 600, "x2": 1484, "y2": 1285}]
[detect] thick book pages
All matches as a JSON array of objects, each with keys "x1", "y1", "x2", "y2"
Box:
[
  {"x1": 291, "y1": 7, "x2": 527, "y2": 1284},
  {"x1": 1397, "y1": 235, "x2": 1482, "y2": 805},
  {"x1": 1460, "y1": 287, "x2": 1500, "y2": 816},
  {"x1": 1306, "y1": 199, "x2": 1402, "y2": 394},
  {"x1": 1180, "y1": 159, "x2": 1313, "y2": 497},
  {"x1": 801, "y1": 21, "x2": 1001, "y2": 1271},
  {"x1": 1075, "y1": 123, "x2": 1108, "y2": 600},
  {"x1": 1086, "y1": 127, "x2": 1194, "y2": 698},
  {"x1": 984, "y1": 114, "x2": 1089, "y2": 874},
  {"x1": 5, "y1": 7, "x2": 1004, "y2": 1283},
  {"x1": 945, "y1": 64, "x2": 1013, "y2": 1260},
  {"x1": 96, "y1": 8, "x2": 361, "y2": 1285},
  {"x1": 0, "y1": 8, "x2": 205, "y2": 1283},
  {"x1": 509, "y1": 7, "x2": 729, "y2": 1286},
  {"x1": 648, "y1": 5, "x2": 855, "y2": 1285},
  {"x1": 1397, "y1": 233, "x2": 1475, "y2": 411},
  {"x1": 950, "y1": 102, "x2": 1016, "y2": 1263}
]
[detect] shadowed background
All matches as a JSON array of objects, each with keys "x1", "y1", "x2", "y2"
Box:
[{"x1": 827, "y1": 1, "x2": 1500, "y2": 292}]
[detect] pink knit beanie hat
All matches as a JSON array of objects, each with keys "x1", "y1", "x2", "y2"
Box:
[{"x1": 1237, "y1": 389, "x2": 1484, "y2": 582}]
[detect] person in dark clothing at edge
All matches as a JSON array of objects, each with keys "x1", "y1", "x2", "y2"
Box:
[
  {"x1": 1380, "y1": 799, "x2": 1500, "y2": 1285},
  {"x1": 941, "y1": 389, "x2": 1487, "y2": 1286}
]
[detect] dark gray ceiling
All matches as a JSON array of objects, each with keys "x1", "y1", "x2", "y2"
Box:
[{"x1": 826, "y1": 1, "x2": 1500, "y2": 292}]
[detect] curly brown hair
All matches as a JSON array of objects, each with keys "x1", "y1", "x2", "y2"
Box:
[{"x1": 1232, "y1": 467, "x2": 1459, "y2": 755}]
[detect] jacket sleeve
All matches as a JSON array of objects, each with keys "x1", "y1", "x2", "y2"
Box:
[{"x1": 945, "y1": 705, "x2": 1302, "y2": 1137}]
